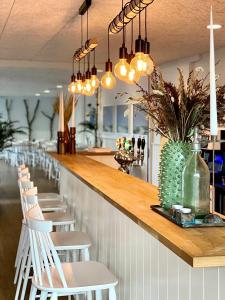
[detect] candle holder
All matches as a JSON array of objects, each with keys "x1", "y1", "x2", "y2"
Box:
[
  {"x1": 69, "y1": 127, "x2": 76, "y2": 154},
  {"x1": 57, "y1": 131, "x2": 65, "y2": 154}
]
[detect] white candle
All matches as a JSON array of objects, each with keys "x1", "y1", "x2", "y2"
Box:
[
  {"x1": 58, "y1": 92, "x2": 61, "y2": 131},
  {"x1": 71, "y1": 95, "x2": 75, "y2": 127},
  {"x1": 210, "y1": 7, "x2": 218, "y2": 136},
  {"x1": 59, "y1": 90, "x2": 64, "y2": 132}
]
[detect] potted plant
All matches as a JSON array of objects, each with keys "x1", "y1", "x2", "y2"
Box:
[
  {"x1": 0, "y1": 117, "x2": 25, "y2": 152},
  {"x1": 132, "y1": 68, "x2": 225, "y2": 209}
]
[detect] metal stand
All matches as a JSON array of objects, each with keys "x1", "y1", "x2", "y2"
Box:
[
  {"x1": 69, "y1": 127, "x2": 76, "y2": 154},
  {"x1": 57, "y1": 131, "x2": 65, "y2": 154}
]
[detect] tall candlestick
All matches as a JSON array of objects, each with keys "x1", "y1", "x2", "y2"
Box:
[
  {"x1": 210, "y1": 6, "x2": 218, "y2": 137},
  {"x1": 60, "y1": 90, "x2": 64, "y2": 132},
  {"x1": 71, "y1": 95, "x2": 75, "y2": 128},
  {"x1": 58, "y1": 92, "x2": 61, "y2": 131}
]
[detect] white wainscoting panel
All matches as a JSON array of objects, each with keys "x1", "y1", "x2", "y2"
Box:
[{"x1": 60, "y1": 166, "x2": 223, "y2": 300}]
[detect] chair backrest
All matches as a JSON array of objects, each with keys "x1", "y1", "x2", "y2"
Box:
[
  {"x1": 18, "y1": 179, "x2": 34, "y2": 191},
  {"x1": 18, "y1": 167, "x2": 30, "y2": 178},
  {"x1": 26, "y1": 205, "x2": 67, "y2": 289},
  {"x1": 18, "y1": 179, "x2": 35, "y2": 217},
  {"x1": 22, "y1": 189, "x2": 38, "y2": 218},
  {"x1": 17, "y1": 164, "x2": 26, "y2": 172}
]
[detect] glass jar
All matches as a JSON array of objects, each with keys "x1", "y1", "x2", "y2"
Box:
[{"x1": 182, "y1": 129, "x2": 210, "y2": 218}]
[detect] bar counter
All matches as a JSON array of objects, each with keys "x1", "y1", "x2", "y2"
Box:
[
  {"x1": 50, "y1": 152, "x2": 225, "y2": 300},
  {"x1": 51, "y1": 152, "x2": 225, "y2": 268}
]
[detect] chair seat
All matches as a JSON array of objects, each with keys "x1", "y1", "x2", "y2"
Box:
[
  {"x1": 33, "y1": 261, "x2": 118, "y2": 293},
  {"x1": 43, "y1": 212, "x2": 75, "y2": 226},
  {"x1": 38, "y1": 193, "x2": 61, "y2": 201},
  {"x1": 51, "y1": 232, "x2": 91, "y2": 250},
  {"x1": 39, "y1": 200, "x2": 67, "y2": 212}
]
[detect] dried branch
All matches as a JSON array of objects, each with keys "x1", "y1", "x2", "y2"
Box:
[
  {"x1": 23, "y1": 99, "x2": 40, "y2": 141},
  {"x1": 5, "y1": 99, "x2": 13, "y2": 122}
]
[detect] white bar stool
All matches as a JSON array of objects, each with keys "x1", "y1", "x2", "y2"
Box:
[
  {"x1": 26, "y1": 205, "x2": 118, "y2": 300},
  {"x1": 14, "y1": 192, "x2": 91, "y2": 300}
]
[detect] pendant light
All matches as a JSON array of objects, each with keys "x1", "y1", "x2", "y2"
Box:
[
  {"x1": 101, "y1": 29, "x2": 116, "y2": 89},
  {"x1": 85, "y1": 8, "x2": 95, "y2": 96},
  {"x1": 114, "y1": 0, "x2": 130, "y2": 82},
  {"x1": 81, "y1": 57, "x2": 88, "y2": 96},
  {"x1": 76, "y1": 61, "x2": 83, "y2": 94},
  {"x1": 130, "y1": 4, "x2": 146, "y2": 76},
  {"x1": 142, "y1": 7, "x2": 154, "y2": 75},
  {"x1": 126, "y1": 19, "x2": 140, "y2": 84},
  {"x1": 68, "y1": 58, "x2": 77, "y2": 94},
  {"x1": 90, "y1": 49, "x2": 99, "y2": 89},
  {"x1": 85, "y1": 53, "x2": 95, "y2": 96}
]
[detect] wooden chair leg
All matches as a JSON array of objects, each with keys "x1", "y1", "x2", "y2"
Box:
[
  {"x1": 109, "y1": 287, "x2": 116, "y2": 300},
  {"x1": 29, "y1": 285, "x2": 37, "y2": 300}
]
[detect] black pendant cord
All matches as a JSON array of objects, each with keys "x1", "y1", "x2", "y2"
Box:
[
  {"x1": 87, "y1": 7, "x2": 89, "y2": 41},
  {"x1": 81, "y1": 15, "x2": 83, "y2": 47},
  {"x1": 93, "y1": 49, "x2": 96, "y2": 67},
  {"x1": 139, "y1": 1, "x2": 141, "y2": 37},
  {"x1": 131, "y1": 19, "x2": 134, "y2": 52},
  {"x1": 83, "y1": 56, "x2": 86, "y2": 75},
  {"x1": 145, "y1": 8, "x2": 147, "y2": 39},
  {"x1": 107, "y1": 27, "x2": 110, "y2": 61},
  {"x1": 87, "y1": 52, "x2": 90, "y2": 71},
  {"x1": 72, "y1": 58, "x2": 75, "y2": 74},
  {"x1": 78, "y1": 60, "x2": 81, "y2": 73},
  {"x1": 122, "y1": 0, "x2": 125, "y2": 46}
]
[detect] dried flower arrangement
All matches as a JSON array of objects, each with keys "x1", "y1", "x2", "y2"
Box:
[
  {"x1": 129, "y1": 68, "x2": 225, "y2": 142},
  {"x1": 53, "y1": 94, "x2": 77, "y2": 125}
]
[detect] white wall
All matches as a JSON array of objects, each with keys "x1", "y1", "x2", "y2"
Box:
[{"x1": 0, "y1": 94, "x2": 85, "y2": 144}]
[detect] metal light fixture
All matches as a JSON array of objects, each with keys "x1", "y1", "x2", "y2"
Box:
[
  {"x1": 73, "y1": 0, "x2": 98, "y2": 62},
  {"x1": 85, "y1": 53, "x2": 95, "y2": 96},
  {"x1": 114, "y1": 0, "x2": 130, "y2": 82},
  {"x1": 68, "y1": 59, "x2": 77, "y2": 94},
  {"x1": 76, "y1": 61, "x2": 83, "y2": 94},
  {"x1": 126, "y1": 19, "x2": 140, "y2": 84},
  {"x1": 101, "y1": 30, "x2": 116, "y2": 89},
  {"x1": 90, "y1": 49, "x2": 99, "y2": 89},
  {"x1": 81, "y1": 57, "x2": 88, "y2": 96},
  {"x1": 109, "y1": 0, "x2": 155, "y2": 34},
  {"x1": 130, "y1": 6, "x2": 146, "y2": 77},
  {"x1": 142, "y1": 7, "x2": 154, "y2": 76}
]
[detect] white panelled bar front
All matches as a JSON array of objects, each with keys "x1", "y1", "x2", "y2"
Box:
[{"x1": 59, "y1": 165, "x2": 225, "y2": 300}]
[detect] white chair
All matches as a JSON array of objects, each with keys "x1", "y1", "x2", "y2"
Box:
[
  {"x1": 25, "y1": 186, "x2": 67, "y2": 212},
  {"x1": 15, "y1": 182, "x2": 76, "y2": 284},
  {"x1": 26, "y1": 205, "x2": 118, "y2": 300},
  {"x1": 18, "y1": 166, "x2": 61, "y2": 201},
  {"x1": 14, "y1": 193, "x2": 92, "y2": 300}
]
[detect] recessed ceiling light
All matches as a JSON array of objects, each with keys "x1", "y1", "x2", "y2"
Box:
[
  {"x1": 207, "y1": 24, "x2": 222, "y2": 30},
  {"x1": 56, "y1": 85, "x2": 63, "y2": 89},
  {"x1": 44, "y1": 90, "x2": 50, "y2": 94},
  {"x1": 35, "y1": 93, "x2": 40, "y2": 96}
]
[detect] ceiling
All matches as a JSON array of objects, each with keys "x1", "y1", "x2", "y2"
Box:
[{"x1": 0, "y1": 0, "x2": 225, "y2": 96}]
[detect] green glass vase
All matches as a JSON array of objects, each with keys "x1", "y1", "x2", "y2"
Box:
[{"x1": 159, "y1": 141, "x2": 191, "y2": 210}]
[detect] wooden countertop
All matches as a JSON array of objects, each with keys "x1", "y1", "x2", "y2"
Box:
[{"x1": 50, "y1": 152, "x2": 225, "y2": 268}]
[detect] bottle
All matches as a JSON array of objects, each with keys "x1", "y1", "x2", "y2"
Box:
[{"x1": 182, "y1": 128, "x2": 210, "y2": 218}]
